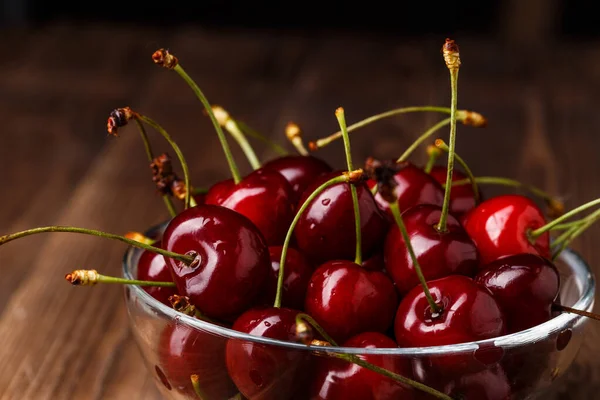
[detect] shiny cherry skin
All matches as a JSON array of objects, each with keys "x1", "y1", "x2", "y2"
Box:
[
  {"x1": 429, "y1": 165, "x2": 477, "y2": 217},
  {"x1": 158, "y1": 323, "x2": 237, "y2": 398},
  {"x1": 310, "y1": 332, "x2": 415, "y2": 400},
  {"x1": 137, "y1": 242, "x2": 178, "y2": 306},
  {"x1": 226, "y1": 307, "x2": 312, "y2": 400},
  {"x1": 395, "y1": 275, "x2": 505, "y2": 347},
  {"x1": 384, "y1": 204, "x2": 479, "y2": 295},
  {"x1": 259, "y1": 246, "x2": 314, "y2": 310},
  {"x1": 475, "y1": 253, "x2": 560, "y2": 334},
  {"x1": 463, "y1": 194, "x2": 550, "y2": 264},
  {"x1": 162, "y1": 205, "x2": 270, "y2": 320},
  {"x1": 205, "y1": 168, "x2": 295, "y2": 245},
  {"x1": 362, "y1": 251, "x2": 386, "y2": 272},
  {"x1": 305, "y1": 260, "x2": 398, "y2": 343},
  {"x1": 295, "y1": 171, "x2": 388, "y2": 265},
  {"x1": 368, "y1": 162, "x2": 444, "y2": 216},
  {"x1": 262, "y1": 155, "x2": 333, "y2": 203}
]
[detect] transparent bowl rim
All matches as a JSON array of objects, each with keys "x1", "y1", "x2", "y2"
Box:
[{"x1": 123, "y1": 222, "x2": 596, "y2": 356}]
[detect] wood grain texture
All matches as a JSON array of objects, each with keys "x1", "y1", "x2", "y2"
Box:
[{"x1": 1, "y1": 24, "x2": 600, "y2": 399}]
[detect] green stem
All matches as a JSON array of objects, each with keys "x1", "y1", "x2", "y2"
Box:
[
  {"x1": 274, "y1": 175, "x2": 349, "y2": 308},
  {"x1": 172, "y1": 64, "x2": 241, "y2": 184},
  {"x1": 336, "y1": 108, "x2": 362, "y2": 264},
  {"x1": 435, "y1": 139, "x2": 480, "y2": 204},
  {"x1": 135, "y1": 115, "x2": 192, "y2": 209},
  {"x1": 436, "y1": 68, "x2": 459, "y2": 233},
  {"x1": 190, "y1": 374, "x2": 210, "y2": 399},
  {"x1": 191, "y1": 187, "x2": 209, "y2": 195},
  {"x1": 530, "y1": 198, "x2": 600, "y2": 238},
  {"x1": 214, "y1": 107, "x2": 261, "y2": 170},
  {"x1": 237, "y1": 120, "x2": 288, "y2": 156},
  {"x1": 424, "y1": 146, "x2": 442, "y2": 174},
  {"x1": 397, "y1": 118, "x2": 451, "y2": 162},
  {"x1": 0, "y1": 226, "x2": 194, "y2": 264},
  {"x1": 552, "y1": 208, "x2": 600, "y2": 260},
  {"x1": 389, "y1": 202, "x2": 441, "y2": 315},
  {"x1": 162, "y1": 196, "x2": 177, "y2": 217},
  {"x1": 97, "y1": 275, "x2": 175, "y2": 287},
  {"x1": 296, "y1": 313, "x2": 338, "y2": 345}
]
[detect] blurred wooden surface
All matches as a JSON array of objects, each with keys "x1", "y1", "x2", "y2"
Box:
[{"x1": 1, "y1": 24, "x2": 600, "y2": 399}]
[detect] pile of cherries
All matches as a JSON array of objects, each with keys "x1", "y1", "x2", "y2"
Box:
[{"x1": 2, "y1": 39, "x2": 599, "y2": 400}]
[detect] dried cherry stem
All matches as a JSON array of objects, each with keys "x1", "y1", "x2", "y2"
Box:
[
  {"x1": 310, "y1": 106, "x2": 486, "y2": 151},
  {"x1": 436, "y1": 39, "x2": 461, "y2": 234},
  {"x1": 336, "y1": 107, "x2": 362, "y2": 264},
  {"x1": 530, "y1": 198, "x2": 600, "y2": 239},
  {"x1": 397, "y1": 118, "x2": 450, "y2": 162},
  {"x1": 551, "y1": 208, "x2": 600, "y2": 260},
  {"x1": 190, "y1": 374, "x2": 209, "y2": 399},
  {"x1": 424, "y1": 144, "x2": 442, "y2": 174},
  {"x1": 274, "y1": 171, "x2": 362, "y2": 308},
  {"x1": 152, "y1": 49, "x2": 242, "y2": 184},
  {"x1": 552, "y1": 303, "x2": 600, "y2": 322},
  {"x1": 299, "y1": 314, "x2": 451, "y2": 399},
  {"x1": 0, "y1": 226, "x2": 194, "y2": 264},
  {"x1": 435, "y1": 138, "x2": 480, "y2": 204},
  {"x1": 213, "y1": 105, "x2": 261, "y2": 170},
  {"x1": 65, "y1": 269, "x2": 176, "y2": 287},
  {"x1": 448, "y1": 176, "x2": 564, "y2": 217},
  {"x1": 295, "y1": 313, "x2": 338, "y2": 345},
  {"x1": 389, "y1": 202, "x2": 441, "y2": 315},
  {"x1": 286, "y1": 122, "x2": 309, "y2": 155},
  {"x1": 236, "y1": 120, "x2": 288, "y2": 156}
]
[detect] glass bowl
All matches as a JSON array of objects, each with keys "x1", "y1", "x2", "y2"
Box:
[{"x1": 122, "y1": 223, "x2": 595, "y2": 400}]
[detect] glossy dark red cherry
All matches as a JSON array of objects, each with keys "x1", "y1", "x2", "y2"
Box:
[
  {"x1": 205, "y1": 168, "x2": 295, "y2": 245},
  {"x1": 262, "y1": 155, "x2": 333, "y2": 203},
  {"x1": 442, "y1": 365, "x2": 512, "y2": 400},
  {"x1": 395, "y1": 275, "x2": 505, "y2": 347},
  {"x1": 310, "y1": 332, "x2": 415, "y2": 400},
  {"x1": 367, "y1": 162, "x2": 444, "y2": 216},
  {"x1": 463, "y1": 194, "x2": 550, "y2": 264},
  {"x1": 295, "y1": 171, "x2": 388, "y2": 265},
  {"x1": 475, "y1": 253, "x2": 560, "y2": 334},
  {"x1": 226, "y1": 307, "x2": 311, "y2": 400},
  {"x1": 305, "y1": 260, "x2": 398, "y2": 343},
  {"x1": 159, "y1": 323, "x2": 237, "y2": 398},
  {"x1": 162, "y1": 205, "x2": 270, "y2": 320},
  {"x1": 429, "y1": 165, "x2": 477, "y2": 217},
  {"x1": 259, "y1": 246, "x2": 314, "y2": 310},
  {"x1": 137, "y1": 242, "x2": 178, "y2": 306},
  {"x1": 384, "y1": 204, "x2": 479, "y2": 295},
  {"x1": 361, "y1": 251, "x2": 386, "y2": 272}
]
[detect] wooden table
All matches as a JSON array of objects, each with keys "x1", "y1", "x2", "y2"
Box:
[{"x1": 1, "y1": 24, "x2": 600, "y2": 399}]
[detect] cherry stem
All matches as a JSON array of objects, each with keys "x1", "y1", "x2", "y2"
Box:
[
  {"x1": 0, "y1": 226, "x2": 194, "y2": 264},
  {"x1": 172, "y1": 64, "x2": 242, "y2": 184},
  {"x1": 129, "y1": 119, "x2": 177, "y2": 217},
  {"x1": 65, "y1": 269, "x2": 176, "y2": 287},
  {"x1": 553, "y1": 303, "x2": 600, "y2": 322},
  {"x1": 191, "y1": 187, "x2": 209, "y2": 195},
  {"x1": 397, "y1": 118, "x2": 451, "y2": 162},
  {"x1": 551, "y1": 208, "x2": 600, "y2": 260},
  {"x1": 213, "y1": 106, "x2": 261, "y2": 170},
  {"x1": 424, "y1": 144, "x2": 442, "y2": 174},
  {"x1": 436, "y1": 40, "x2": 460, "y2": 234},
  {"x1": 286, "y1": 122, "x2": 309, "y2": 155},
  {"x1": 435, "y1": 138, "x2": 480, "y2": 204},
  {"x1": 134, "y1": 114, "x2": 196, "y2": 208},
  {"x1": 530, "y1": 198, "x2": 600, "y2": 238},
  {"x1": 336, "y1": 107, "x2": 362, "y2": 265},
  {"x1": 388, "y1": 202, "x2": 441, "y2": 315},
  {"x1": 236, "y1": 120, "x2": 288, "y2": 156},
  {"x1": 274, "y1": 173, "x2": 355, "y2": 308},
  {"x1": 190, "y1": 374, "x2": 209, "y2": 399},
  {"x1": 298, "y1": 312, "x2": 452, "y2": 399}
]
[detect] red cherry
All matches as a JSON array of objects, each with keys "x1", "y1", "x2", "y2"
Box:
[
  {"x1": 162, "y1": 205, "x2": 270, "y2": 320},
  {"x1": 193, "y1": 192, "x2": 206, "y2": 205},
  {"x1": 361, "y1": 251, "x2": 386, "y2": 272},
  {"x1": 259, "y1": 246, "x2": 314, "y2": 310},
  {"x1": 305, "y1": 260, "x2": 398, "y2": 343},
  {"x1": 158, "y1": 323, "x2": 237, "y2": 398},
  {"x1": 442, "y1": 366, "x2": 511, "y2": 400},
  {"x1": 262, "y1": 155, "x2": 333, "y2": 203},
  {"x1": 429, "y1": 165, "x2": 477, "y2": 217},
  {"x1": 463, "y1": 194, "x2": 550, "y2": 264},
  {"x1": 295, "y1": 171, "x2": 388, "y2": 264},
  {"x1": 137, "y1": 242, "x2": 178, "y2": 306},
  {"x1": 205, "y1": 168, "x2": 295, "y2": 245},
  {"x1": 395, "y1": 275, "x2": 505, "y2": 347},
  {"x1": 384, "y1": 204, "x2": 479, "y2": 295},
  {"x1": 226, "y1": 307, "x2": 311, "y2": 400},
  {"x1": 310, "y1": 332, "x2": 415, "y2": 400},
  {"x1": 475, "y1": 253, "x2": 560, "y2": 334},
  {"x1": 367, "y1": 162, "x2": 444, "y2": 216}
]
